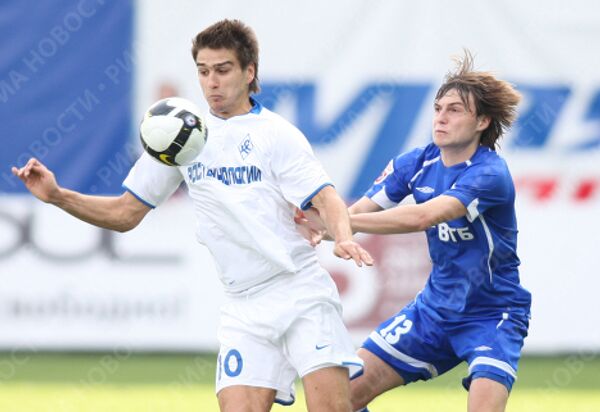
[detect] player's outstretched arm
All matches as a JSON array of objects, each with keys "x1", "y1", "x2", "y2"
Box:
[
  {"x1": 309, "y1": 186, "x2": 373, "y2": 267},
  {"x1": 12, "y1": 157, "x2": 151, "y2": 232},
  {"x1": 295, "y1": 196, "x2": 383, "y2": 244},
  {"x1": 348, "y1": 196, "x2": 383, "y2": 215},
  {"x1": 351, "y1": 195, "x2": 467, "y2": 234}
]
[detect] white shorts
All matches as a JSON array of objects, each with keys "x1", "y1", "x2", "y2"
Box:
[{"x1": 215, "y1": 266, "x2": 363, "y2": 405}]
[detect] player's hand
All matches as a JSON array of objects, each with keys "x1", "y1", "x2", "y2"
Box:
[
  {"x1": 11, "y1": 158, "x2": 61, "y2": 203},
  {"x1": 294, "y1": 209, "x2": 325, "y2": 246},
  {"x1": 333, "y1": 239, "x2": 374, "y2": 267}
]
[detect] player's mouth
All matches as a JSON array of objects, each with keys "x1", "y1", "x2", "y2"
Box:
[{"x1": 208, "y1": 95, "x2": 224, "y2": 103}]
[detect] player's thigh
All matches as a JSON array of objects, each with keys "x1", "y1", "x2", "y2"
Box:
[
  {"x1": 350, "y1": 348, "x2": 406, "y2": 410},
  {"x1": 218, "y1": 385, "x2": 277, "y2": 412},
  {"x1": 284, "y1": 299, "x2": 363, "y2": 379},
  {"x1": 361, "y1": 302, "x2": 459, "y2": 384},
  {"x1": 302, "y1": 365, "x2": 351, "y2": 412},
  {"x1": 452, "y1": 312, "x2": 529, "y2": 392},
  {"x1": 216, "y1": 341, "x2": 298, "y2": 405},
  {"x1": 467, "y1": 377, "x2": 509, "y2": 412}
]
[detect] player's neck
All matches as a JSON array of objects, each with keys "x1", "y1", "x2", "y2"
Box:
[{"x1": 440, "y1": 142, "x2": 479, "y2": 167}]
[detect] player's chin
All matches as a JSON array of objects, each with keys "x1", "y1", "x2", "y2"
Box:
[
  {"x1": 208, "y1": 101, "x2": 222, "y2": 111},
  {"x1": 209, "y1": 94, "x2": 228, "y2": 105},
  {"x1": 432, "y1": 133, "x2": 449, "y2": 147},
  {"x1": 209, "y1": 102, "x2": 230, "y2": 117}
]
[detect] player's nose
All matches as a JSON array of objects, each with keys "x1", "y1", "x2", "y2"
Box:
[
  {"x1": 434, "y1": 110, "x2": 448, "y2": 124},
  {"x1": 207, "y1": 72, "x2": 219, "y2": 88}
]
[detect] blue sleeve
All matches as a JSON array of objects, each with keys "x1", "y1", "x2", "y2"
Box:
[
  {"x1": 364, "y1": 147, "x2": 424, "y2": 209},
  {"x1": 444, "y1": 164, "x2": 512, "y2": 222}
]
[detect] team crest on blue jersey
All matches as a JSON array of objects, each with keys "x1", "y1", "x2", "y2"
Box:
[
  {"x1": 374, "y1": 159, "x2": 394, "y2": 184},
  {"x1": 238, "y1": 134, "x2": 254, "y2": 159}
]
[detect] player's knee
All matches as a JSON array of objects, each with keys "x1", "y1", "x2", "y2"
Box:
[
  {"x1": 467, "y1": 377, "x2": 509, "y2": 412},
  {"x1": 328, "y1": 397, "x2": 352, "y2": 412},
  {"x1": 306, "y1": 393, "x2": 351, "y2": 412}
]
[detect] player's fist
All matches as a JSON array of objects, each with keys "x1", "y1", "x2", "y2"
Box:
[
  {"x1": 11, "y1": 158, "x2": 60, "y2": 203},
  {"x1": 294, "y1": 208, "x2": 325, "y2": 246}
]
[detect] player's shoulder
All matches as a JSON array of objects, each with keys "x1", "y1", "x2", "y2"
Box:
[
  {"x1": 251, "y1": 103, "x2": 309, "y2": 148},
  {"x1": 256, "y1": 105, "x2": 301, "y2": 132},
  {"x1": 470, "y1": 146, "x2": 511, "y2": 176},
  {"x1": 393, "y1": 143, "x2": 440, "y2": 168}
]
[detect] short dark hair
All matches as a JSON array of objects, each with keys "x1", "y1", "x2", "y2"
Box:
[
  {"x1": 191, "y1": 19, "x2": 260, "y2": 94},
  {"x1": 435, "y1": 50, "x2": 521, "y2": 150}
]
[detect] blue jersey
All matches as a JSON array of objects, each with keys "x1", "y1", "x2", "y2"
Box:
[{"x1": 366, "y1": 144, "x2": 531, "y2": 319}]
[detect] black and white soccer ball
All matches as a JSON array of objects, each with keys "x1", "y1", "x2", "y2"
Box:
[{"x1": 140, "y1": 97, "x2": 208, "y2": 166}]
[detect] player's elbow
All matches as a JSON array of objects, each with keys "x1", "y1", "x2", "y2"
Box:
[
  {"x1": 113, "y1": 221, "x2": 136, "y2": 233},
  {"x1": 114, "y1": 213, "x2": 144, "y2": 232},
  {"x1": 112, "y1": 206, "x2": 146, "y2": 233},
  {"x1": 111, "y1": 192, "x2": 150, "y2": 232},
  {"x1": 413, "y1": 212, "x2": 436, "y2": 232}
]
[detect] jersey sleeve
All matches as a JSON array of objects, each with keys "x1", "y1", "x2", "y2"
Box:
[
  {"x1": 365, "y1": 147, "x2": 424, "y2": 209},
  {"x1": 122, "y1": 152, "x2": 184, "y2": 208},
  {"x1": 269, "y1": 124, "x2": 333, "y2": 210},
  {"x1": 444, "y1": 165, "x2": 512, "y2": 222}
]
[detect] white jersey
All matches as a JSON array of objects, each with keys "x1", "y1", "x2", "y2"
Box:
[{"x1": 123, "y1": 100, "x2": 332, "y2": 293}]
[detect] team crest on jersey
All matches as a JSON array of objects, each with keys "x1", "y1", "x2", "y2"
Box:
[
  {"x1": 374, "y1": 160, "x2": 394, "y2": 184},
  {"x1": 238, "y1": 134, "x2": 254, "y2": 159}
]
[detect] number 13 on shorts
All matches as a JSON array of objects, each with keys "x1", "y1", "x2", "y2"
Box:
[{"x1": 379, "y1": 314, "x2": 413, "y2": 344}]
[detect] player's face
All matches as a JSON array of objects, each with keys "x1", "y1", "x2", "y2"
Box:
[
  {"x1": 196, "y1": 48, "x2": 255, "y2": 119},
  {"x1": 432, "y1": 89, "x2": 489, "y2": 151}
]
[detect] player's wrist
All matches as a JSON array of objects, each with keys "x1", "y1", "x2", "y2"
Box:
[
  {"x1": 48, "y1": 187, "x2": 67, "y2": 206},
  {"x1": 334, "y1": 236, "x2": 353, "y2": 247}
]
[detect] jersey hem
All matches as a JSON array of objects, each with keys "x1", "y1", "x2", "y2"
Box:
[
  {"x1": 300, "y1": 182, "x2": 334, "y2": 210},
  {"x1": 122, "y1": 184, "x2": 156, "y2": 209}
]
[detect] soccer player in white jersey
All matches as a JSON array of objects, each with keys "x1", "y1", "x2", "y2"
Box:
[
  {"x1": 299, "y1": 52, "x2": 531, "y2": 412},
  {"x1": 12, "y1": 19, "x2": 373, "y2": 412}
]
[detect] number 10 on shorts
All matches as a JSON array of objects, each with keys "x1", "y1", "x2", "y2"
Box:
[{"x1": 379, "y1": 314, "x2": 413, "y2": 344}]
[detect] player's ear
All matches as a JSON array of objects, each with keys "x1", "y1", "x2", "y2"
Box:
[
  {"x1": 477, "y1": 115, "x2": 491, "y2": 132},
  {"x1": 246, "y1": 63, "x2": 255, "y2": 86}
]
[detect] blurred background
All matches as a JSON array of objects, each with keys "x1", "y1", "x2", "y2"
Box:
[{"x1": 1, "y1": 0, "x2": 599, "y2": 410}]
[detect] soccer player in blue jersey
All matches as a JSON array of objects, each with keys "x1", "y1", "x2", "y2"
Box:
[
  {"x1": 298, "y1": 52, "x2": 530, "y2": 412},
  {"x1": 345, "y1": 52, "x2": 532, "y2": 412}
]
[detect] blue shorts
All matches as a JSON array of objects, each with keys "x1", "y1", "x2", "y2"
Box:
[{"x1": 362, "y1": 299, "x2": 529, "y2": 392}]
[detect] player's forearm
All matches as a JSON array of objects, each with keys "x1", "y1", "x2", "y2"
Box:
[
  {"x1": 52, "y1": 188, "x2": 141, "y2": 232},
  {"x1": 310, "y1": 188, "x2": 354, "y2": 242},
  {"x1": 351, "y1": 195, "x2": 468, "y2": 234},
  {"x1": 320, "y1": 199, "x2": 354, "y2": 242},
  {"x1": 351, "y1": 204, "x2": 430, "y2": 234},
  {"x1": 348, "y1": 196, "x2": 383, "y2": 215}
]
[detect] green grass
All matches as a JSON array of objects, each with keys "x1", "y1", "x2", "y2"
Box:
[{"x1": 0, "y1": 353, "x2": 599, "y2": 411}]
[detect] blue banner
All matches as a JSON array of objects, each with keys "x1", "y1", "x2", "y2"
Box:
[{"x1": 0, "y1": 0, "x2": 134, "y2": 195}]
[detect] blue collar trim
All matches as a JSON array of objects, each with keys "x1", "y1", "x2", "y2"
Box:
[{"x1": 249, "y1": 97, "x2": 262, "y2": 114}]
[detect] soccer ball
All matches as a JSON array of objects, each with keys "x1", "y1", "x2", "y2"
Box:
[{"x1": 139, "y1": 97, "x2": 208, "y2": 166}]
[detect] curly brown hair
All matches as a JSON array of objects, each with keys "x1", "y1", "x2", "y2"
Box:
[
  {"x1": 191, "y1": 19, "x2": 260, "y2": 94},
  {"x1": 435, "y1": 50, "x2": 521, "y2": 150}
]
